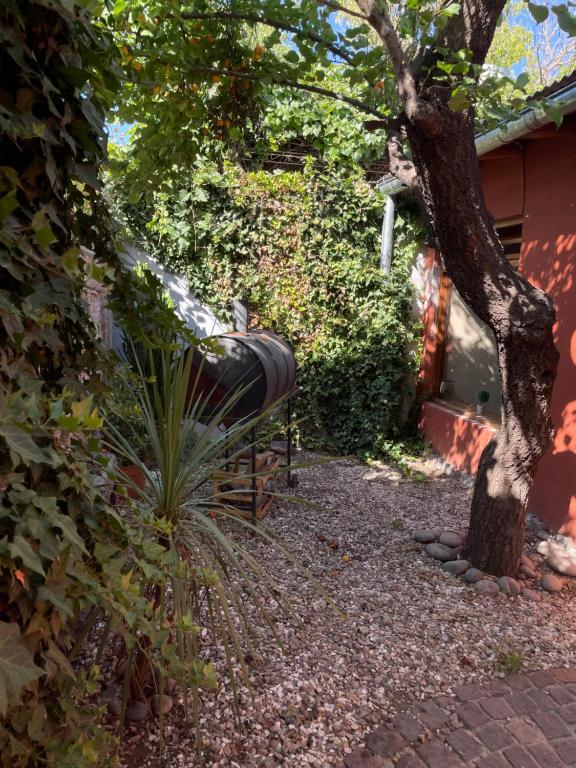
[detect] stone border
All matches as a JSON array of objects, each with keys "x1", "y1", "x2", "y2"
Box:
[{"x1": 412, "y1": 529, "x2": 566, "y2": 599}]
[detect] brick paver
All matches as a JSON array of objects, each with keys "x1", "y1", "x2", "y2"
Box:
[
  {"x1": 343, "y1": 668, "x2": 576, "y2": 768},
  {"x1": 395, "y1": 751, "x2": 427, "y2": 768},
  {"x1": 477, "y1": 722, "x2": 515, "y2": 751},
  {"x1": 529, "y1": 742, "x2": 566, "y2": 768}
]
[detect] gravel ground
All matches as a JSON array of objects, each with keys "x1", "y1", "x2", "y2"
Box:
[{"x1": 118, "y1": 453, "x2": 576, "y2": 767}]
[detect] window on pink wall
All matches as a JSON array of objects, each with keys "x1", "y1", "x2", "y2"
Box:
[{"x1": 439, "y1": 217, "x2": 522, "y2": 417}]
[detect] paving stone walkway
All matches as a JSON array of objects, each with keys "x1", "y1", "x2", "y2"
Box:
[{"x1": 343, "y1": 668, "x2": 576, "y2": 768}]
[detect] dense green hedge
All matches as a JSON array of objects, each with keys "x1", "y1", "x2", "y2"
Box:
[{"x1": 119, "y1": 161, "x2": 421, "y2": 456}]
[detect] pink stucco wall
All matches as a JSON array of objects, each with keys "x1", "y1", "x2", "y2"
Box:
[
  {"x1": 419, "y1": 115, "x2": 576, "y2": 535},
  {"x1": 420, "y1": 401, "x2": 497, "y2": 475}
]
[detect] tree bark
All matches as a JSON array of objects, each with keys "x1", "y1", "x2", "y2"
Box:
[
  {"x1": 359, "y1": 0, "x2": 560, "y2": 576},
  {"x1": 405, "y1": 108, "x2": 559, "y2": 576}
]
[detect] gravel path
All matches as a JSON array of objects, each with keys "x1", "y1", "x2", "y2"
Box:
[{"x1": 119, "y1": 453, "x2": 576, "y2": 767}]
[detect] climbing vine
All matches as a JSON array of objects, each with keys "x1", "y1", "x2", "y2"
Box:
[
  {"x1": 111, "y1": 159, "x2": 422, "y2": 456},
  {"x1": 0, "y1": 2, "x2": 128, "y2": 764}
]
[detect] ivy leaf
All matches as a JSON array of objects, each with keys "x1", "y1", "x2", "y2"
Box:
[
  {"x1": 52, "y1": 514, "x2": 88, "y2": 554},
  {"x1": 45, "y1": 640, "x2": 74, "y2": 680},
  {"x1": 35, "y1": 226, "x2": 57, "y2": 250},
  {"x1": 49, "y1": 399, "x2": 65, "y2": 421},
  {"x1": 60, "y1": 66, "x2": 90, "y2": 89},
  {"x1": 74, "y1": 163, "x2": 101, "y2": 189},
  {"x1": 0, "y1": 191, "x2": 19, "y2": 222},
  {"x1": 0, "y1": 622, "x2": 44, "y2": 717},
  {"x1": 0, "y1": 424, "x2": 54, "y2": 466},
  {"x1": 9, "y1": 536, "x2": 45, "y2": 576},
  {"x1": 36, "y1": 586, "x2": 72, "y2": 617}
]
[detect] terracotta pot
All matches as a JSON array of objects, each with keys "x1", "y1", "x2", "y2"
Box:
[{"x1": 119, "y1": 464, "x2": 146, "y2": 499}]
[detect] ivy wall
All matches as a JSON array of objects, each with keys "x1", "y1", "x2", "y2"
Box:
[{"x1": 116, "y1": 161, "x2": 422, "y2": 456}]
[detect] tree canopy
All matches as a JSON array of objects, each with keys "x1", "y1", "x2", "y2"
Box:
[{"x1": 105, "y1": 0, "x2": 575, "y2": 193}]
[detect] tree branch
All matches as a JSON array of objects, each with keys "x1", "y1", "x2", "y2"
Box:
[
  {"x1": 315, "y1": 0, "x2": 369, "y2": 21},
  {"x1": 364, "y1": 118, "x2": 402, "y2": 132},
  {"x1": 356, "y1": 0, "x2": 440, "y2": 135},
  {"x1": 190, "y1": 65, "x2": 389, "y2": 119},
  {"x1": 355, "y1": 1, "x2": 413, "y2": 88},
  {"x1": 180, "y1": 10, "x2": 354, "y2": 64},
  {"x1": 386, "y1": 131, "x2": 419, "y2": 190}
]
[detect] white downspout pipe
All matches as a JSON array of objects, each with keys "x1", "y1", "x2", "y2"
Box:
[{"x1": 380, "y1": 194, "x2": 395, "y2": 273}]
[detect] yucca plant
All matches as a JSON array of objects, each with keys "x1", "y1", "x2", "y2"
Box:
[{"x1": 103, "y1": 335, "x2": 328, "y2": 748}]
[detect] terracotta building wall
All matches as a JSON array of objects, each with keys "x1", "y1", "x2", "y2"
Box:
[
  {"x1": 418, "y1": 116, "x2": 576, "y2": 536},
  {"x1": 520, "y1": 124, "x2": 576, "y2": 536}
]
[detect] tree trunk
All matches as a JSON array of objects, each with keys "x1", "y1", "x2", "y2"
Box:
[{"x1": 405, "y1": 108, "x2": 559, "y2": 576}]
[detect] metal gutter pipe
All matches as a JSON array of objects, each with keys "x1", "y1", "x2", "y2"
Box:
[
  {"x1": 380, "y1": 194, "x2": 395, "y2": 273},
  {"x1": 377, "y1": 81, "x2": 576, "y2": 197}
]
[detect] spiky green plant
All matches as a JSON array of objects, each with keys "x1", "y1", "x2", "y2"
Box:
[
  {"x1": 103, "y1": 337, "x2": 328, "y2": 747},
  {"x1": 496, "y1": 647, "x2": 525, "y2": 675}
]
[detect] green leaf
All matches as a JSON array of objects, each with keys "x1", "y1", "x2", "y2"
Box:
[
  {"x1": 9, "y1": 536, "x2": 45, "y2": 576},
  {"x1": 0, "y1": 424, "x2": 53, "y2": 466},
  {"x1": 553, "y1": 4, "x2": 576, "y2": 35},
  {"x1": 35, "y1": 226, "x2": 57, "y2": 249},
  {"x1": 0, "y1": 191, "x2": 19, "y2": 222},
  {"x1": 284, "y1": 50, "x2": 300, "y2": 64},
  {"x1": 45, "y1": 640, "x2": 74, "y2": 680},
  {"x1": 61, "y1": 66, "x2": 90, "y2": 88},
  {"x1": 49, "y1": 399, "x2": 65, "y2": 421},
  {"x1": 449, "y1": 87, "x2": 470, "y2": 111},
  {"x1": 52, "y1": 514, "x2": 88, "y2": 554},
  {"x1": 27, "y1": 703, "x2": 47, "y2": 740},
  {"x1": 0, "y1": 623, "x2": 44, "y2": 717},
  {"x1": 441, "y1": 3, "x2": 461, "y2": 16},
  {"x1": 36, "y1": 586, "x2": 72, "y2": 617},
  {"x1": 545, "y1": 102, "x2": 564, "y2": 128},
  {"x1": 527, "y1": 2, "x2": 549, "y2": 22},
  {"x1": 74, "y1": 163, "x2": 100, "y2": 188}
]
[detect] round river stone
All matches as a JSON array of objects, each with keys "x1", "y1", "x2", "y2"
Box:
[
  {"x1": 442, "y1": 560, "x2": 469, "y2": 576},
  {"x1": 475, "y1": 579, "x2": 499, "y2": 595},
  {"x1": 425, "y1": 542, "x2": 458, "y2": 562},
  {"x1": 438, "y1": 531, "x2": 464, "y2": 548},
  {"x1": 413, "y1": 528, "x2": 436, "y2": 544},
  {"x1": 519, "y1": 564, "x2": 537, "y2": 580},
  {"x1": 498, "y1": 576, "x2": 521, "y2": 596},
  {"x1": 521, "y1": 588, "x2": 542, "y2": 602},
  {"x1": 541, "y1": 573, "x2": 563, "y2": 593},
  {"x1": 463, "y1": 567, "x2": 484, "y2": 583},
  {"x1": 125, "y1": 701, "x2": 148, "y2": 722}
]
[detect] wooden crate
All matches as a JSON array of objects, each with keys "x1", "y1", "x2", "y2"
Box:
[{"x1": 211, "y1": 450, "x2": 281, "y2": 520}]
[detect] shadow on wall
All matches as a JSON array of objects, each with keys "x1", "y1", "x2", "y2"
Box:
[
  {"x1": 523, "y1": 233, "x2": 576, "y2": 534},
  {"x1": 420, "y1": 401, "x2": 496, "y2": 475}
]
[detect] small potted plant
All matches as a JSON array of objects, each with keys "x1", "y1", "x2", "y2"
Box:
[{"x1": 476, "y1": 389, "x2": 490, "y2": 416}]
